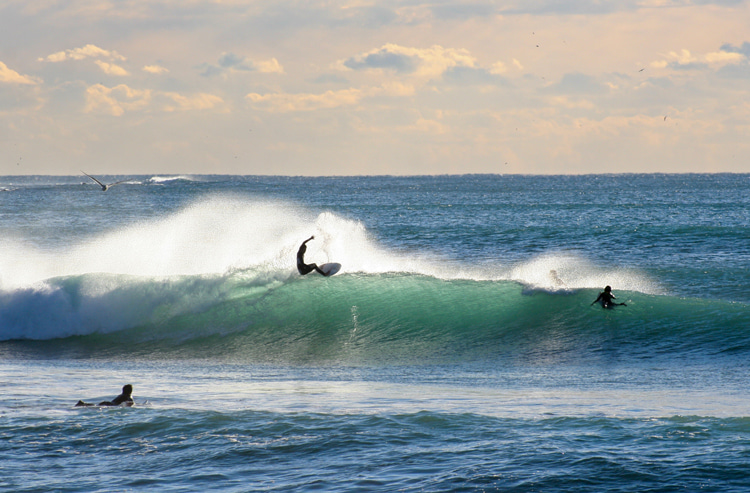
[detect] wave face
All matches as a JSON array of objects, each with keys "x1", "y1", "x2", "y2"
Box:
[{"x1": 1, "y1": 197, "x2": 747, "y2": 365}]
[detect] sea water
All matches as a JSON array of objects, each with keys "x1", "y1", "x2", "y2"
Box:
[{"x1": 1, "y1": 174, "x2": 748, "y2": 492}]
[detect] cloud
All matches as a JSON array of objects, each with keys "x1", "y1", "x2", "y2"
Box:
[
  {"x1": 429, "y1": 2, "x2": 498, "y2": 20},
  {"x1": 246, "y1": 88, "x2": 365, "y2": 112},
  {"x1": 95, "y1": 60, "x2": 129, "y2": 76},
  {"x1": 442, "y1": 66, "x2": 509, "y2": 86},
  {"x1": 160, "y1": 92, "x2": 225, "y2": 112},
  {"x1": 720, "y1": 41, "x2": 750, "y2": 57},
  {"x1": 652, "y1": 46, "x2": 747, "y2": 71},
  {"x1": 343, "y1": 47, "x2": 419, "y2": 74},
  {"x1": 246, "y1": 83, "x2": 414, "y2": 112},
  {"x1": 39, "y1": 44, "x2": 125, "y2": 63},
  {"x1": 85, "y1": 84, "x2": 151, "y2": 116},
  {"x1": 201, "y1": 52, "x2": 284, "y2": 77},
  {"x1": 143, "y1": 65, "x2": 169, "y2": 75},
  {"x1": 705, "y1": 51, "x2": 745, "y2": 64},
  {"x1": 340, "y1": 44, "x2": 478, "y2": 79},
  {"x1": 500, "y1": 0, "x2": 632, "y2": 15},
  {"x1": 0, "y1": 61, "x2": 39, "y2": 85},
  {"x1": 84, "y1": 84, "x2": 225, "y2": 116}
]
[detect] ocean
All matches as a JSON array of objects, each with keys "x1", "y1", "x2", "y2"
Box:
[{"x1": 1, "y1": 174, "x2": 748, "y2": 492}]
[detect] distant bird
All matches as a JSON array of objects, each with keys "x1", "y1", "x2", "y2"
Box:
[
  {"x1": 664, "y1": 115, "x2": 668, "y2": 121},
  {"x1": 81, "y1": 171, "x2": 130, "y2": 191},
  {"x1": 639, "y1": 68, "x2": 645, "y2": 72}
]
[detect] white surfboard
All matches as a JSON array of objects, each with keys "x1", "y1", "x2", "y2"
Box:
[{"x1": 319, "y1": 262, "x2": 341, "y2": 276}]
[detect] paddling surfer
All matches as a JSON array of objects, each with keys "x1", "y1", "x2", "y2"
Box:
[
  {"x1": 297, "y1": 236, "x2": 328, "y2": 276},
  {"x1": 75, "y1": 384, "x2": 134, "y2": 407},
  {"x1": 591, "y1": 286, "x2": 627, "y2": 309}
]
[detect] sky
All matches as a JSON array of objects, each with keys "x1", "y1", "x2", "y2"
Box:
[{"x1": 1, "y1": 0, "x2": 749, "y2": 176}]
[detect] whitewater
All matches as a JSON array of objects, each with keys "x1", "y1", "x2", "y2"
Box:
[{"x1": 1, "y1": 174, "x2": 749, "y2": 492}]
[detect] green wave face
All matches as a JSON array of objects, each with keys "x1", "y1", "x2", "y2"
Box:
[{"x1": 3, "y1": 270, "x2": 747, "y2": 366}]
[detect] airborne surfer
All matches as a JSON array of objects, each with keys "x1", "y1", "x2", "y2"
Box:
[
  {"x1": 75, "y1": 384, "x2": 135, "y2": 407},
  {"x1": 297, "y1": 236, "x2": 329, "y2": 276},
  {"x1": 591, "y1": 285, "x2": 627, "y2": 309}
]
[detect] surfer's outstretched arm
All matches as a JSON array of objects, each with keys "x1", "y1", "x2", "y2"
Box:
[{"x1": 297, "y1": 236, "x2": 318, "y2": 275}]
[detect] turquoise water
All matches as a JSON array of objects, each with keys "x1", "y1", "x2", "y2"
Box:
[{"x1": 1, "y1": 174, "x2": 749, "y2": 491}]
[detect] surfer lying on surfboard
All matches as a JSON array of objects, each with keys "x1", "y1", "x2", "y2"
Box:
[
  {"x1": 75, "y1": 384, "x2": 134, "y2": 407},
  {"x1": 297, "y1": 236, "x2": 330, "y2": 276},
  {"x1": 591, "y1": 286, "x2": 627, "y2": 309}
]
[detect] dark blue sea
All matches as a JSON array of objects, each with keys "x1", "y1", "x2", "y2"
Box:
[{"x1": 1, "y1": 174, "x2": 749, "y2": 492}]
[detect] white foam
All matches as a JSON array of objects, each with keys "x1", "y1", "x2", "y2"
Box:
[
  {"x1": 0, "y1": 196, "x2": 663, "y2": 291},
  {"x1": 148, "y1": 175, "x2": 197, "y2": 183},
  {"x1": 507, "y1": 252, "x2": 664, "y2": 295}
]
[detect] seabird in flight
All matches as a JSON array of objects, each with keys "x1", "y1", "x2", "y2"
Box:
[{"x1": 81, "y1": 171, "x2": 130, "y2": 191}]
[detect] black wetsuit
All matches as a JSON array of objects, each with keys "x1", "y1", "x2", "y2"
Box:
[
  {"x1": 592, "y1": 289, "x2": 626, "y2": 308},
  {"x1": 100, "y1": 392, "x2": 134, "y2": 406},
  {"x1": 297, "y1": 239, "x2": 326, "y2": 276},
  {"x1": 76, "y1": 385, "x2": 134, "y2": 407}
]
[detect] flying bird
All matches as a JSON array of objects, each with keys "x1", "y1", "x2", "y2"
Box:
[{"x1": 81, "y1": 171, "x2": 130, "y2": 191}]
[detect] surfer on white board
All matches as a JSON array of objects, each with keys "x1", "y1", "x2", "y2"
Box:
[
  {"x1": 297, "y1": 236, "x2": 329, "y2": 276},
  {"x1": 591, "y1": 286, "x2": 627, "y2": 309},
  {"x1": 75, "y1": 384, "x2": 134, "y2": 407}
]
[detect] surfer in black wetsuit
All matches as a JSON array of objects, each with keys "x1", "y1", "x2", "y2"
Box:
[
  {"x1": 297, "y1": 236, "x2": 328, "y2": 276},
  {"x1": 591, "y1": 286, "x2": 627, "y2": 308},
  {"x1": 75, "y1": 384, "x2": 134, "y2": 407}
]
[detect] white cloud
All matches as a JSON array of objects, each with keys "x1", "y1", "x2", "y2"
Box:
[
  {"x1": 340, "y1": 44, "x2": 478, "y2": 79},
  {"x1": 201, "y1": 53, "x2": 285, "y2": 77},
  {"x1": 246, "y1": 82, "x2": 414, "y2": 112},
  {"x1": 160, "y1": 92, "x2": 225, "y2": 112},
  {"x1": 0, "y1": 61, "x2": 40, "y2": 85},
  {"x1": 705, "y1": 51, "x2": 744, "y2": 64},
  {"x1": 143, "y1": 65, "x2": 169, "y2": 74},
  {"x1": 84, "y1": 84, "x2": 225, "y2": 116},
  {"x1": 246, "y1": 88, "x2": 365, "y2": 112},
  {"x1": 490, "y1": 61, "x2": 507, "y2": 74},
  {"x1": 652, "y1": 47, "x2": 746, "y2": 70},
  {"x1": 84, "y1": 84, "x2": 151, "y2": 116},
  {"x1": 254, "y1": 58, "x2": 284, "y2": 74},
  {"x1": 95, "y1": 60, "x2": 130, "y2": 76},
  {"x1": 39, "y1": 44, "x2": 126, "y2": 63},
  {"x1": 669, "y1": 49, "x2": 698, "y2": 65}
]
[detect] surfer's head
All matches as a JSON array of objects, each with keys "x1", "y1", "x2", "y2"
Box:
[
  {"x1": 122, "y1": 384, "x2": 133, "y2": 396},
  {"x1": 604, "y1": 286, "x2": 612, "y2": 292}
]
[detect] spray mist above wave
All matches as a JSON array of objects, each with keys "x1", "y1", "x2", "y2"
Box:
[
  {"x1": 508, "y1": 253, "x2": 664, "y2": 295},
  {"x1": 0, "y1": 195, "x2": 660, "y2": 290},
  {"x1": 0, "y1": 196, "x2": 420, "y2": 287}
]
